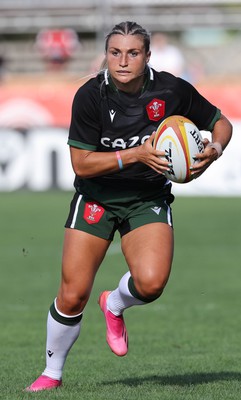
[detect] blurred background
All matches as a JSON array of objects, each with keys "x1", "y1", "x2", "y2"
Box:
[{"x1": 0, "y1": 0, "x2": 241, "y2": 195}]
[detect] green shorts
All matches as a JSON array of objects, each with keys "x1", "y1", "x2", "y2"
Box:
[{"x1": 65, "y1": 191, "x2": 174, "y2": 241}]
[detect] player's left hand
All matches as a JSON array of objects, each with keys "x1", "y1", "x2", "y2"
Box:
[{"x1": 189, "y1": 138, "x2": 220, "y2": 178}]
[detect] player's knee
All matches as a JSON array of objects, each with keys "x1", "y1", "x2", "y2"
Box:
[
  {"x1": 57, "y1": 288, "x2": 89, "y2": 314},
  {"x1": 138, "y1": 280, "x2": 165, "y2": 300},
  {"x1": 131, "y1": 273, "x2": 168, "y2": 302}
]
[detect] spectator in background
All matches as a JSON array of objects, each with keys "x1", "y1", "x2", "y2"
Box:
[
  {"x1": 36, "y1": 29, "x2": 80, "y2": 71},
  {"x1": 149, "y1": 32, "x2": 186, "y2": 78}
]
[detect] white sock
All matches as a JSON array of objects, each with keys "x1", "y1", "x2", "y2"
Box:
[
  {"x1": 107, "y1": 271, "x2": 145, "y2": 316},
  {"x1": 43, "y1": 304, "x2": 82, "y2": 380}
]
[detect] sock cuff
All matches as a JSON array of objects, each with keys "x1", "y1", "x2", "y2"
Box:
[
  {"x1": 128, "y1": 276, "x2": 162, "y2": 303},
  {"x1": 50, "y1": 301, "x2": 83, "y2": 326}
]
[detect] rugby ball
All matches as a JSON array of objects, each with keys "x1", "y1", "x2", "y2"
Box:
[{"x1": 153, "y1": 115, "x2": 204, "y2": 183}]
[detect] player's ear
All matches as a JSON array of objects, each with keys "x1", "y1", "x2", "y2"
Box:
[{"x1": 146, "y1": 51, "x2": 151, "y2": 64}]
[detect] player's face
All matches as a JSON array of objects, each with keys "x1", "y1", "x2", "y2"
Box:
[{"x1": 106, "y1": 34, "x2": 150, "y2": 93}]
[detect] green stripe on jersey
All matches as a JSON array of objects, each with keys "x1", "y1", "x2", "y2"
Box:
[{"x1": 68, "y1": 139, "x2": 97, "y2": 151}]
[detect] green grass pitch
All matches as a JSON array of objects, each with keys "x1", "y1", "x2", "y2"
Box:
[{"x1": 1, "y1": 191, "x2": 241, "y2": 400}]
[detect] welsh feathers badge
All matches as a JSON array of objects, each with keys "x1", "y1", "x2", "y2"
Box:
[
  {"x1": 84, "y1": 202, "x2": 105, "y2": 224},
  {"x1": 146, "y1": 98, "x2": 165, "y2": 121}
]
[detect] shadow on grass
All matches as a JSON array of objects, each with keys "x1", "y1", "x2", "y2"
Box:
[{"x1": 102, "y1": 371, "x2": 241, "y2": 387}]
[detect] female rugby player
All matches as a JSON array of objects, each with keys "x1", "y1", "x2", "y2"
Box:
[{"x1": 26, "y1": 21, "x2": 232, "y2": 391}]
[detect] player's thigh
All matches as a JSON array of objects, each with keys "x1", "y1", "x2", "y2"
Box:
[
  {"x1": 121, "y1": 223, "x2": 174, "y2": 286},
  {"x1": 58, "y1": 228, "x2": 111, "y2": 309}
]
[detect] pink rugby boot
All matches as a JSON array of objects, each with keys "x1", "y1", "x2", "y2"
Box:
[
  {"x1": 25, "y1": 375, "x2": 62, "y2": 392},
  {"x1": 98, "y1": 291, "x2": 128, "y2": 356}
]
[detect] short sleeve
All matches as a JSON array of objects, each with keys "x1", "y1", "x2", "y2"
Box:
[{"x1": 68, "y1": 81, "x2": 101, "y2": 151}]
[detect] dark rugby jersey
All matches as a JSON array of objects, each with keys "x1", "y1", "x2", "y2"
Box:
[{"x1": 68, "y1": 67, "x2": 220, "y2": 201}]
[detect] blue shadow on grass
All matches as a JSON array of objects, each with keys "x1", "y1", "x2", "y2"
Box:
[{"x1": 102, "y1": 372, "x2": 241, "y2": 387}]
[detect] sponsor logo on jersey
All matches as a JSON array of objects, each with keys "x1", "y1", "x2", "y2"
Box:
[
  {"x1": 84, "y1": 202, "x2": 105, "y2": 224},
  {"x1": 100, "y1": 135, "x2": 150, "y2": 149},
  {"x1": 146, "y1": 99, "x2": 165, "y2": 121}
]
